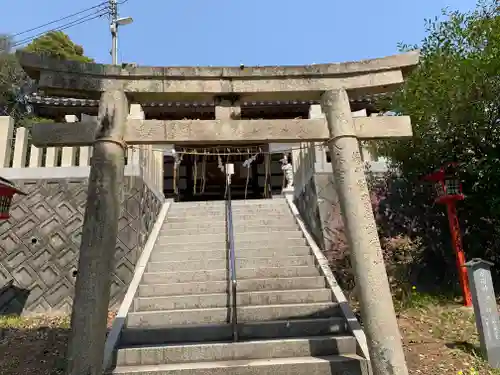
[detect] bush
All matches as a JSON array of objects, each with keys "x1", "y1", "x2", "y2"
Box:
[{"x1": 328, "y1": 169, "x2": 462, "y2": 303}]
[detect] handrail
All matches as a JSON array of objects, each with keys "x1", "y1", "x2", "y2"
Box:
[{"x1": 225, "y1": 177, "x2": 238, "y2": 341}]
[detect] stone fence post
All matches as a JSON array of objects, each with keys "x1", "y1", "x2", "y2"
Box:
[{"x1": 0, "y1": 116, "x2": 14, "y2": 167}]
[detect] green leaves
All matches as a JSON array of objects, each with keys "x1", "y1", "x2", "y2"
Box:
[
  {"x1": 0, "y1": 31, "x2": 92, "y2": 126},
  {"x1": 23, "y1": 31, "x2": 93, "y2": 63},
  {"x1": 375, "y1": 1, "x2": 500, "y2": 285},
  {"x1": 385, "y1": 1, "x2": 500, "y2": 174},
  {"x1": 0, "y1": 34, "x2": 28, "y2": 119}
]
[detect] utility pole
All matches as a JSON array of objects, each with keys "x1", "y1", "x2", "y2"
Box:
[
  {"x1": 110, "y1": 0, "x2": 118, "y2": 65},
  {"x1": 109, "y1": 0, "x2": 133, "y2": 65}
]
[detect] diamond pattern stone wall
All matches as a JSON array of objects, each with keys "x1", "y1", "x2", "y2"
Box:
[{"x1": 0, "y1": 176, "x2": 162, "y2": 314}]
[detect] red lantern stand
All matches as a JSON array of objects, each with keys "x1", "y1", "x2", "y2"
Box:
[
  {"x1": 424, "y1": 163, "x2": 472, "y2": 307},
  {"x1": 0, "y1": 177, "x2": 26, "y2": 220}
]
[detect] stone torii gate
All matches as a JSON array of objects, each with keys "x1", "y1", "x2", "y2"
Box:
[{"x1": 17, "y1": 50, "x2": 419, "y2": 375}]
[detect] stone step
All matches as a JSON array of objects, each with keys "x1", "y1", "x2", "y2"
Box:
[
  {"x1": 169, "y1": 204, "x2": 288, "y2": 210},
  {"x1": 163, "y1": 219, "x2": 297, "y2": 230},
  {"x1": 149, "y1": 247, "x2": 311, "y2": 262},
  {"x1": 165, "y1": 214, "x2": 292, "y2": 221},
  {"x1": 153, "y1": 238, "x2": 307, "y2": 251},
  {"x1": 115, "y1": 335, "x2": 356, "y2": 366},
  {"x1": 156, "y1": 231, "x2": 303, "y2": 244},
  {"x1": 134, "y1": 293, "x2": 228, "y2": 311},
  {"x1": 142, "y1": 269, "x2": 226, "y2": 284},
  {"x1": 166, "y1": 212, "x2": 292, "y2": 219},
  {"x1": 168, "y1": 202, "x2": 286, "y2": 210},
  {"x1": 161, "y1": 225, "x2": 299, "y2": 236},
  {"x1": 146, "y1": 256, "x2": 315, "y2": 272},
  {"x1": 167, "y1": 207, "x2": 290, "y2": 215},
  {"x1": 134, "y1": 289, "x2": 333, "y2": 311},
  {"x1": 126, "y1": 302, "x2": 341, "y2": 327},
  {"x1": 141, "y1": 266, "x2": 320, "y2": 284},
  {"x1": 166, "y1": 214, "x2": 294, "y2": 223},
  {"x1": 111, "y1": 354, "x2": 368, "y2": 375},
  {"x1": 168, "y1": 206, "x2": 290, "y2": 214},
  {"x1": 230, "y1": 199, "x2": 286, "y2": 204},
  {"x1": 138, "y1": 276, "x2": 327, "y2": 297},
  {"x1": 120, "y1": 317, "x2": 349, "y2": 345},
  {"x1": 234, "y1": 248, "x2": 312, "y2": 258},
  {"x1": 169, "y1": 199, "x2": 285, "y2": 209}
]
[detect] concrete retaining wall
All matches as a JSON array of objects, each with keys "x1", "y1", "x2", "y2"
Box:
[{"x1": 0, "y1": 168, "x2": 163, "y2": 315}]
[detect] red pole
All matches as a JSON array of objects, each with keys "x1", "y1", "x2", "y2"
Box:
[{"x1": 445, "y1": 201, "x2": 473, "y2": 307}]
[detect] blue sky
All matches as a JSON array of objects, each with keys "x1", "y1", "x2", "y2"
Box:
[{"x1": 3, "y1": 0, "x2": 477, "y2": 66}]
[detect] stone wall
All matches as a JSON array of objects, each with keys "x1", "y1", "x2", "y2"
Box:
[
  {"x1": 295, "y1": 170, "x2": 386, "y2": 253},
  {"x1": 0, "y1": 171, "x2": 163, "y2": 314},
  {"x1": 313, "y1": 173, "x2": 345, "y2": 253},
  {"x1": 294, "y1": 176, "x2": 324, "y2": 249},
  {"x1": 295, "y1": 171, "x2": 392, "y2": 294},
  {"x1": 294, "y1": 173, "x2": 346, "y2": 253}
]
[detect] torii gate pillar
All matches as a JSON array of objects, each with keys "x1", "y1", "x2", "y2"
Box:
[
  {"x1": 322, "y1": 88, "x2": 408, "y2": 375},
  {"x1": 65, "y1": 89, "x2": 129, "y2": 375}
]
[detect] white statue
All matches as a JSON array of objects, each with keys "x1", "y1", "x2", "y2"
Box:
[
  {"x1": 172, "y1": 149, "x2": 183, "y2": 169},
  {"x1": 280, "y1": 153, "x2": 293, "y2": 189},
  {"x1": 217, "y1": 155, "x2": 225, "y2": 173}
]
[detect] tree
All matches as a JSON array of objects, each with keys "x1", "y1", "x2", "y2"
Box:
[
  {"x1": 0, "y1": 35, "x2": 31, "y2": 119},
  {"x1": 23, "y1": 31, "x2": 93, "y2": 63},
  {"x1": 376, "y1": 0, "x2": 500, "y2": 288},
  {"x1": 0, "y1": 30, "x2": 93, "y2": 127}
]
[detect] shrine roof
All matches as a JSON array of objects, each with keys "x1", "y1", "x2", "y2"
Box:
[{"x1": 26, "y1": 95, "x2": 387, "y2": 108}]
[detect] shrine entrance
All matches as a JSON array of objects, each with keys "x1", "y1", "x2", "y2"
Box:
[
  {"x1": 163, "y1": 145, "x2": 286, "y2": 201},
  {"x1": 19, "y1": 48, "x2": 420, "y2": 374}
]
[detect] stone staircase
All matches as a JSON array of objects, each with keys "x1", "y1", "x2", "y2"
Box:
[{"x1": 111, "y1": 198, "x2": 369, "y2": 375}]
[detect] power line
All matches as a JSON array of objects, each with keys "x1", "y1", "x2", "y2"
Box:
[
  {"x1": 10, "y1": 0, "x2": 133, "y2": 59},
  {"x1": 13, "y1": 11, "x2": 108, "y2": 47},
  {"x1": 12, "y1": 9, "x2": 109, "y2": 48},
  {"x1": 12, "y1": 2, "x2": 109, "y2": 37}
]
